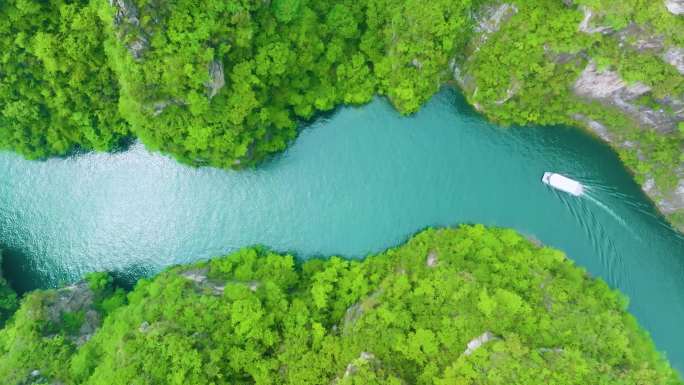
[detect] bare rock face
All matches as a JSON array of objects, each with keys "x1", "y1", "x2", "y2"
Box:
[
  {"x1": 181, "y1": 267, "x2": 259, "y2": 296},
  {"x1": 109, "y1": 0, "x2": 139, "y2": 26},
  {"x1": 665, "y1": 0, "x2": 684, "y2": 15},
  {"x1": 663, "y1": 48, "x2": 684, "y2": 75},
  {"x1": 574, "y1": 61, "x2": 650, "y2": 99},
  {"x1": 108, "y1": 0, "x2": 149, "y2": 60},
  {"x1": 45, "y1": 282, "x2": 101, "y2": 346},
  {"x1": 573, "y1": 61, "x2": 682, "y2": 133},
  {"x1": 462, "y1": 331, "x2": 498, "y2": 356},
  {"x1": 206, "y1": 60, "x2": 225, "y2": 99},
  {"x1": 475, "y1": 3, "x2": 518, "y2": 35},
  {"x1": 426, "y1": 250, "x2": 438, "y2": 267},
  {"x1": 572, "y1": 114, "x2": 613, "y2": 141},
  {"x1": 451, "y1": 3, "x2": 518, "y2": 92},
  {"x1": 644, "y1": 170, "x2": 684, "y2": 218},
  {"x1": 578, "y1": 6, "x2": 613, "y2": 35},
  {"x1": 616, "y1": 23, "x2": 664, "y2": 52}
]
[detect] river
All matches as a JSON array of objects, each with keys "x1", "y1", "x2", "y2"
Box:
[{"x1": 1, "y1": 89, "x2": 683, "y2": 369}]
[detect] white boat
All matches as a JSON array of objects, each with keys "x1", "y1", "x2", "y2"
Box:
[{"x1": 542, "y1": 172, "x2": 584, "y2": 196}]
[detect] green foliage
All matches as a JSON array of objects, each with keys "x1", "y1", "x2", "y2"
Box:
[
  {"x1": 1, "y1": 226, "x2": 680, "y2": 384},
  {"x1": 0, "y1": 251, "x2": 18, "y2": 327},
  {"x1": 459, "y1": 0, "x2": 684, "y2": 227},
  {"x1": 0, "y1": 0, "x2": 681, "y2": 229},
  {"x1": 1, "y1": 0, "x2": 475, "y2": 168},
  {"x1": 60, "y1": 311, "x2": 85, "y2": 335},
  {"x1": 0, "y1": 0, "x2": 130, "y2": 159}
]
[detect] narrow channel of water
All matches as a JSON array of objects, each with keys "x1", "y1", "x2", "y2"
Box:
[{"x1": 1, "y1": 89, "x2": 683, "y2": 369}]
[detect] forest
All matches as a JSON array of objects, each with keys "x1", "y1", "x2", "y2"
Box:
[
  {"x1": 0, "y1": 252, "x2": 18, "y2": 328},
  {"x1": 1, "y1": 0, "x2": 682, "y2": 227},
  {"x1": 0, "y1": 225, "x2": 681, "y2": 384},
  {"x1": 1, "y1": 0, "x2": 479, "y2": 167}
]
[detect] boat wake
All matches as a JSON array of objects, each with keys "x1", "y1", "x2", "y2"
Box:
[{"x1": 583, "y1": 192, "x2": 627, "y2": 228}]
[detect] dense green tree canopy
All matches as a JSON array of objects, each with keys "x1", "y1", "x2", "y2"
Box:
[
  {"x1": 0, "y1": 0, "x2": 477, "y2": 167},
  {"x1": 0, "y1": 251, "x2": 17, "y2": 328},
  {"x1": 0, "y1": 1, "x2": 681, "y2": 224},
  {"x1": 0, "y1": 0, "x2": 129, "y2": 159},
  {"x1": 0, "y1": 226, "x2": 680, "y2": 384}
]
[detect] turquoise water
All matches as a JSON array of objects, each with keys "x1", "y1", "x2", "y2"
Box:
[{"x1": 1, "y1": 89, "x2": 683, "y2": 369}]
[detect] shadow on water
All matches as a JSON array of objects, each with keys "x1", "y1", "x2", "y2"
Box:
[{"x1": 1, "y1": 246, "x2": 45, "y2": 294}]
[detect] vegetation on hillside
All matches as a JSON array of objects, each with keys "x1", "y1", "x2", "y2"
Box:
[
  {"x1": 1, "y1": 0, "x2": 479, "y2": 167},
  {"x1": 0, "y1": 0, "x2": 129, "y2": 159},
  {"x1": 0, "y1": 251, "x2": 18, "y2": 328},
  {"x1": 0, "y1": 226, "x2": 680, "y2": 384},
  {"x1": 1, "y1": 0, "x2": 681, "y2": 226},
  {"x1": 457, "y1": 0, "x2": 684, "y2": 228}
]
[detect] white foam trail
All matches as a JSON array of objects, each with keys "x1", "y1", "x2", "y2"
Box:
[{"x1": 583, "y1": 190, "x2": 642, "y2": 241}]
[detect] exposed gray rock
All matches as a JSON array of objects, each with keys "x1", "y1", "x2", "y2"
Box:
[
  {"x1": 426, "y1": 250, "x2": 438, "y2": 267},
  {"x1": 574, "y1": 61, "x2": 650, "y2": 100},
  {"x1": 108, "y1": 0, "x2": 149, "y2": 60},
  {"x1": 341, "y1": 290, "x2": 382, "y2": 333},
  {"x1": 654, "y1": 171, "x2": 684, "y2": 215},
  {"x1": 573, "y1": 61, "x2": 681, "y2": 133},
  {"x1": 139, "y1": 321, "x2": 150, "y2": 333},
  {"x1": 182, "y1": 268, "x2": 208, "y2": 283},
  {"x1": 206, "y1": 59, "x2": 225, "y2": 99},
  {"x1": 182, "y1": 267, "x2": 259, "y2": 296},
  {"x1": 663, "y1": 48, "x2": 684, "y2": 75},
  {"x1": 450, "y1": 3, "x2": 517, "y2": 93},
  {"x1": 578, "y1": 6, "x2": 613, "y2": 35},
  {"x1": 475, "y1": 4, "x2": 518, "y2": 35},
  {"x1": 109, "y1": 0, "x2": 139, "y2": 26},
  {"x1": 572, "y1": 114, "x2": 613, "y2": 141},
  {"x1": 410, "y1": 58, "x2": 423, "y2": 70},
  {"x1": 463, "y1": 331, "x2": 498, "y2": 356},
  {"x1": 128, "y1": 36, "x2": 148, "y2": 61},
  {"x1": 665, "y1": 0, "x2": 684, "y2": 15},
  {"x1": 45, "y1": 282, "x2": 101, "y2": 346},
  {"x1": 343, "y1": 352, "x2": 376, "y2": 378},
  {"x1": 152, "y1": 99, "x2": 186, "y2": 116},
  {"x1": 523, "y1": 233, "x2": 543, "y2": 247},
  {"x1": 494, "y1": 80, "x2": 521, "y2": 105},
  {"x1": 615, "y1": 23, "x2": 664, "y2": 52},
  {"x1": 469, "y1": 1, "x2": 519, "y2": 57}
]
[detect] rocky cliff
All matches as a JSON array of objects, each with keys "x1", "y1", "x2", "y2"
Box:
[{"x1": 454, "y1": 0, "x2": 684, "y2": 231}]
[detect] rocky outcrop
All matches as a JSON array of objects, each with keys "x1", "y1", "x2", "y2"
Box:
[
  {"x1": 615, "y1": 23, "x2": 664, "y2": 52},
  {"x1": 108, "y1": 0, "x2": 149, "y2": 60},
  {"x1": 472, "y1": 3, "x2": 518, "y2": 52},
  {"x1": 572, "y1": 114, "x2": 613, "y2": 142},
  {"x1": 332, "y1": 352, "x2": 403, "y2": 385},
  {"x1": 181, "y1": 267, "x2": 259, "y2": 295},
  {"x1": 45, "y1": 282, "x2": 101, "y2": 346},
  {"x1": 451, "y1": 3, "x2": 518, "y2": 97},
  {"x1": 462, "y1": 331, "x2": 498, "y2": 356},
  {"x1": 475, "y1": 3, "x2": 518, "y2": 35},
  {"x1": 643, "y1": 171, "x2": 684, "y2": 218},
  {"x1": 342, "y1": 352, "x2": 376, "y2": 378},
  {"x1": 426, "y1": 250, "x2": 438, "y2": 267},
  {"x1": 573, "y1": 61, "x2": 681, "y2": 133},
  {"x1": 663, "y1": 48, "x2": 684, "y2": 75},
  {"x1": 206, "y1": 60, "x2": 225, "y2": 99},
  {"x1": 341, "y1": 290, "x2": 382, "y2": 333},
  {"x1": 578, "y1": 6, "x2": 613, "y2": 35},
  {"x1": 665, "y1": 0, "x2": 684, "y2": 15}
]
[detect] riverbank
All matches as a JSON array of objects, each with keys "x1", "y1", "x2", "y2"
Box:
[
  {"x1": 0, "y1": 225, "x2": 681, "y2": 384},
  {"x1": 450, "y1": 0, "x2": 684, "y2": 231}
]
